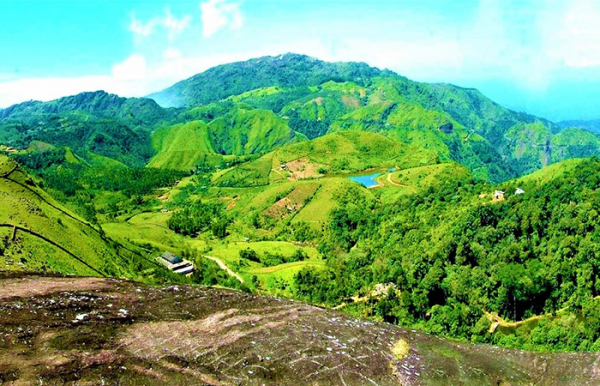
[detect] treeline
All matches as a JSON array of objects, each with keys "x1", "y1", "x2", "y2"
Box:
[
  {"x1": 167, "y1": 201, "x2": 230, "y2": 238},
  {"x1": 294, "y1": 158, "x2": 600, "y2": 352},
  {"x1": 239, "y1": 248, "x2": 308, "y2": 267}
]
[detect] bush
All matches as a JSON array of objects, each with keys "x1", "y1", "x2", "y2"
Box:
[{"x1": 239, "y1": 248, "x2": 260, "y2": 262}]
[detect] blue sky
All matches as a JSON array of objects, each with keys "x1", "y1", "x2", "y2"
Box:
[{"x1": 1, "y1": 0, "x2": 600, "y2": 121}]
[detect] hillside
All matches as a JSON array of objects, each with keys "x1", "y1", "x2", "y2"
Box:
[
  {"x1": 148, "y1": 53, "x2": 388, "y2": 108},
  {"x1": 148, "y1": 109, "x2": 305, "y2": 171},
  {"x1": 1, "y1": 273, "x2": 598, "y2": 385},
  {"x1": 0, "y1": 91, "x2": 171, "y2": 127},
  {"x1": 0, "y1": 92, "x2": 174, "y2": 167},
  {"x1": 0, "y1": 155, "x2": 175, "y2": 281}
]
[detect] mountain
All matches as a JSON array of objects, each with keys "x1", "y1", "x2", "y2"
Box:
[
  {"x1": 1, "y1": 54, "x2": 598, "y2": 180},
  {"x1": 0, "y1": 90, "x2": 172, "y2": 127},
  {"x1": 149, "y1": 54, "x2": 600, "y2": 182},
  {"x1": 1, "y1": 273, "x2": 598, "y2": 385},
  {"x1": 148, "y1": 53, "x2": 389, "y2": 108},
  {"x1": 0, "y1": 91, "x2": 178, "y2": 167},
  {"x1": 559, "y1": 118, "x2": 600, "y2": 135}
]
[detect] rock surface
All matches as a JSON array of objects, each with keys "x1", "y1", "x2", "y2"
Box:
[{"x1": 1, "y1": 273, "x2": 599, "y2": 385}]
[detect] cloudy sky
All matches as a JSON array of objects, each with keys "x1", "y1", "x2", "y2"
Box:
[{"x1": 1, "y1": 0, "x2": 599, "y2": 121}]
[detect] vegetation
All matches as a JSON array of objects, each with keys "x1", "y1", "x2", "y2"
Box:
[
  {"x1": 293, "y1": 158, "x2": 600, "y2": 352},
  {"x1": 3, "y1": 54, "x2": 600, "y2": 355}
]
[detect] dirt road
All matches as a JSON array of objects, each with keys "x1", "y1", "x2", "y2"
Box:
[{"x1": 204, "y1": 255, "x2": 244, "y2": 283}]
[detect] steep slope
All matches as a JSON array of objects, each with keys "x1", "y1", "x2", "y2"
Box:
[
  {"x1": 148, "y1": 109, "x2": 305, "y2": 171},
  {"x1": 0, "y1": 155, "x2": 165, "y2": 279},
  {"x1": 1, "y1": 274, "x2": 598, "y2": 385},
  {"x1": 148, "y1": 120, "x2": 217, "y2": 170},
  {"x1": 208, "y1": 108, "x2": 305, "y2": 155}
]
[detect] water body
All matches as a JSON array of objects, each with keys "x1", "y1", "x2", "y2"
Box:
[{"x1": 349, "y1": 172, "x2": 381, "y2": 188}]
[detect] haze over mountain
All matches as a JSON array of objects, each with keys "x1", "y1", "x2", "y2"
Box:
[{"x1": 3, "y1": 1, "x2": 600, "y2": 122}]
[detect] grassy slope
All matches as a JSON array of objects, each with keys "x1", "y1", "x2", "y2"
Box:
[
  {"x1": 208, "y1": 108, "x2": 305, "y2": 155},
  {"x1": 0, "y1": 156, "x2": 121, "y2": 277},
  {"x1": 148, "y1": 120, "x2": 217, "y2": 170}
]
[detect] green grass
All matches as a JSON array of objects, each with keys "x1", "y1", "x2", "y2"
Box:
[
  {"x1": 0, "y1": 156, "x2": 132, "y2": 277},
  {"x1": 208, "y1": 108, "x2": 305, "y2": 156},
  {"x1": 149, "y1": 120, "x2": 217, "y2": 171},
  {"x1": 208, "y1": 240, "x2": 324, "y2": 295}
]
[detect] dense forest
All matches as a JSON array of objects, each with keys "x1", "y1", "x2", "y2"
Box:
[{"x1": 294, "y1": 158, "x2": 600, "y2": 351}]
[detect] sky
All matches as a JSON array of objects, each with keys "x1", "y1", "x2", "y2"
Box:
[{"x1": 1, "y1": 0, "x2": 600, "y2": 121}]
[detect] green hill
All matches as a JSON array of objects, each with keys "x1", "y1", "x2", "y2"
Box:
[
  {"x1": 0, "y1": 155, "x2": 173, "y2": 281},
  {"x1": 148, "y1": 120, "x2": 217, "y2": 170},
  {"x1": 208, "y1": 108, "x2": 305, "y2": 155},
  {"x1": 148, "y1": 109, "x2": 304, "y2": 171},
  {"x1": 0, "y1": 90, "x2": 172, "y2": 127},
  {"x1": 148, "y1": 54, "x2": 600, "y2": 182},
  {"x1": 148, "y1": 53, "x2": 386, "y2": 107}
]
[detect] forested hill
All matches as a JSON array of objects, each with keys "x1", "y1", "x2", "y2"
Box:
[
  {"x1": 0, "y1": 90, "x2": 172, "y2": 127},
  {"x1": 148, "y1": 53, "x2": 391, "y2": 108},
  {"x1": 559, "y1": 118, "x2": 600, "y2": 135},
  {"x1": 1, "y1": 54, "x2": 600, "y2": 180}
]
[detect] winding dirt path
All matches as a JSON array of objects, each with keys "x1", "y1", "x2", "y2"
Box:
[
  {"x1": 204, "y1": 255, "x2": 244, "y2": 283},
  {"x1": 386, "y1": 173, "x2": 407, "y2": 187}
]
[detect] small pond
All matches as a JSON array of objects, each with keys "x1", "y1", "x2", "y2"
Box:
[{"x1": 349, "y1": 172, "x2": 381, "y2": 188}]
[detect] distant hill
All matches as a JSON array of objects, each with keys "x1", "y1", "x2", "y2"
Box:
[
  {"x1": 0, "y1": 91, "x2": 178, "y2": 167},
  {"x1": 148, "y1": 53, "x2": 389, "y2": 108},
  {"x1": 0, "y1": 90, "x2": 172, "y2": 127},
  {"x1": 1, "y1": 54, "x2": 599, "y2": 181},
  {"x1": 559, "y1": 118, "x2": 600, "y2": 135}
]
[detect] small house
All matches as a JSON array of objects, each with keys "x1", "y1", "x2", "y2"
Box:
[
  {"x1": 515, "y1": 188, "x2": 525, "y2": 195},
  {"x1": 160, "y1": 252, "x2": 182, "y2": 265},
  {"x1": 493, "y1": 190, "x2": 505, "y2": 201},
  {"x1": 157, "y1": 252, "x2": 194, "y2": 275}
]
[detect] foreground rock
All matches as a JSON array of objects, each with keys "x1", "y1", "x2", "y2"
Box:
[{"x1": 0, "y1": 274, "x2": 599, "y2": 385}]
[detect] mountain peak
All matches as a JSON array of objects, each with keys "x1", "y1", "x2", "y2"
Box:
[{"x1": 148, "y1": 53, "x2": 384, "y2": 108}]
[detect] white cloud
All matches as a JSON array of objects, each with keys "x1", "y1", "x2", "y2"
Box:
[
  {"x1": 544, "y1": 0, "x2": 600, "y2": 68},
  {"x1": 0, "y1": 55, "x2": 152, "y2": 107},
  {"x1": 200, "y1": 0, "x2": 243, "y2": 37},
  {"x1": 112, "y1": 54, "x2": 147, "y2": 80},
  {"x1": 163, "y1": 48, "x2": 183, "y2": 60},
  {"x1": 130, "y1": 8, "x2": 191, "y2": 39},
  {"x1": 0, "y1": 52, "x2": 256, "y2": 107}
]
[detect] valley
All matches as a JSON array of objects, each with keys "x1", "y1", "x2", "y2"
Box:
[{"x1": 2, "y1": 54, "x2": 600, "y2": 383}]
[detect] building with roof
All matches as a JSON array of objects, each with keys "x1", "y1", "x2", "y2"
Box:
[{"x1": 157, "y1": 252, "x2": 194, "y2": 275}]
